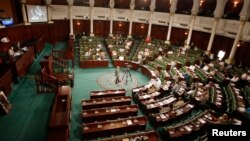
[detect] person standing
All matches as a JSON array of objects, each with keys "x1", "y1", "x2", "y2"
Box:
[{"x1": 115, "y1": 66, "x2": 120, "y2": 84}]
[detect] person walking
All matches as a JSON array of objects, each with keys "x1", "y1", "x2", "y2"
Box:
[{"x1": 115, "y1": 66, "x2": 120, "y2": 84}]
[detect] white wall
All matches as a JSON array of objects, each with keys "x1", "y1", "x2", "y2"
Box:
[{"x1": 49, "y1": 5, "x2": 250, "y2": 41}]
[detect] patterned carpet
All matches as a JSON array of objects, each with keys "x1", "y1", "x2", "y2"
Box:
[{"x1": 97, "y1": 68, "x2": 138, "y2": 91}]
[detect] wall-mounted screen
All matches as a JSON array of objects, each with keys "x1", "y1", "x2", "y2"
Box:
[{"x1": 26, "y1": 5, "x2": 47, "y2": 23}]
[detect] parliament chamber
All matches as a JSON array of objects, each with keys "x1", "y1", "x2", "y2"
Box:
[{"x1": 0, "y1": 0, "x2": 250, "y2": 141}]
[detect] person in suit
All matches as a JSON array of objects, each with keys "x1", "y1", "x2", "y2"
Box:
[{"x1": 115, "y1": 66, "x2": 120, "y2": 84}]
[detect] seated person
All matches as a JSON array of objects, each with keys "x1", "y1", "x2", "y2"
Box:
[
  {"x1": 8, "y1": 46, "x2": 15, "y2": 58},
  {"x1": 85, "y1": 50, "x2": 91, "y2": 56},
  {"x1": 207, "y1": 113, "x2": 230, "y2": 125},
  {"x1": 118, "y1": 55, "x2": 124, "y2": 61},
  {"x1": 231, "y1": 75, "x2": 240, "y2": 82},
  {"x1": 100, "y1": 52, "x2": 106, "y2": 60},
  {"x1": 202, "y1": 64, "x2": 209, "y2": 71},
  {"x1": 159, "y1": 104, "x2": 173, "y2": 113},
  {"x1": 174, "y1": 97, "x2": 185, "y2": 108},
  {"x1": 153, "y1": 77, "x2": 162, "y2": 91},
  {"x1": 156, "y1": 55, "x2": 163, "y2": 61}
]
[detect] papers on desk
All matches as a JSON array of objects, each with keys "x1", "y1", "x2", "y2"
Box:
[
  {"x1": 110, "y1": 109, "x2": 116, "y2": 112},
  {"x1": 198, "y1": 118, "x2": 206, "y2": 124},
  {"x1": 187, "y1": 104, "x2": 194, "y2": 108},
  {"x1": 84, "y1": 126, "x2": 89, "y2": 130},
  {"x1": 184, "y1": 125, "x2": 192, "y2": 132},
  {"x1": 133, "y1": 88, "x2": 140, "y2": 92},
  {"x1": 14, "y1": 52, "x2": 21, "y2": 57},
  {"x1": 160, "y1": 114, "x2": 167, "y2": 119},
  {"x1": 126, "y1": 120, "x2": 132, "y2": 125},
  {"x1": 175, "y1": 109, "x2": 183, "y2": 116}
]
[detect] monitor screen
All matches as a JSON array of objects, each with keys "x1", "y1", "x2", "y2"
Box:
[
  {"x1": 1, "y1": 18, "x2": 14, "y2": 26},
  {"x1": 26, "y1": 5, "x2": 48, "y2": 23}
]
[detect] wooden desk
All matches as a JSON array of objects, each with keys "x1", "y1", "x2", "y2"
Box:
[
  {"x1": 0, "y1": 69, "x2": 12, "y2": 97},
  {"x1": 90, "y1": 89, "x2": 126, "y2": 99},
  {"x1": 141, "y1": 95, "x2": 177, "y2": 114},
  {"x1": 113, "y1": 60, "x2": 139, "y2": 71},
  {"x1": 79, "y1": 60, "x2": 109, "y2": 68},
  {"x1": 82, "y1": 96, "x2": 131, "y2": 110},
  {"x1": 0, "y1": 47, "x2": 35, "y2": 82},
  {"x1": 149, "y1": 103, "x2": 195, "y2": 128},
  {"x1": 134, "y1": 91, "x2": 162, "y2": 104},
  {"x1": 47, "y1": 86, "x2": 71, "y2": 141},
  {"x1": 141, "y1": 65, "x2": 154, "y2": 79},
  {"x1": 82, "y1": 105, "x2": 139, "y2": 123},
  {"x1": 100, "y1": 131, "x2": 160, "y2": 141},
  {"x1": 161, "y1": 111, "x2": 214, "y2": 140},
  {"x1": 82, "y1": 116, "x2": 147, "y2": 140}
]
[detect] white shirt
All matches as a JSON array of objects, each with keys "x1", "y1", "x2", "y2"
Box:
[{"x1": 154, "y1": 78, "x2": 162, "y2": 90}]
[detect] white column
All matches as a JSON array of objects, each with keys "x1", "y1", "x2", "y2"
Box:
[
  {"x1": 128, "y1": 10, "x2": 134, "y2": 38},
  {"x1": 45, "y1": 0, "x2": 53, "y2": 24},
  {"x1": 109, "y1": 9, "x2": 113, "y2": 37},
  {"x1": 47, "y1": 4, "x2": 53, "y2": 23},
  {"x1": 90, "y1": 6, "x2": 94, "y2": 36},
  {"x1": 184, "y1": 16, "x2": 195, "y2": 49},
  {"x1": 206, "y1": 18, "x2": 218, "y2": 54},
  {"x1": 69, "y1": 5, "x2": 74, "y2": 37},
  {"x1": 21, "y1": 2, "x2": 30, "y2": 25},
  {"x1": 165, "y1": 13, "x2": 174, "y2": 44},
  {"x1": 147, "y1": 12, "x2": 153, "y2": 37},
  {"x1": 225, "y1": 21, "x2": 245, "y2": 65},
  {"x1": 128, "y1": 0, "x2": 135, "y2": 38}
]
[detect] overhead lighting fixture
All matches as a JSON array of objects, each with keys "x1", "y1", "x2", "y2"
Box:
[
  {"x1": 200, "y1": 0, "x2": 204, "y2": 6},
  {"x1": 233, "y1": 0, "x2": 239, "y2": 7}
]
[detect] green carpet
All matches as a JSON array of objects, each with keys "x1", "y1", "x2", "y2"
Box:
[{"x1": 0, "y1": 42, "x2": 149, "y2": 141}]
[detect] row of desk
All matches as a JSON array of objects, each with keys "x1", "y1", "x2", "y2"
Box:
[
  {"x1": 149, "y1": 103, "x2": 195, "y2": 128},
  {"x1": 81, "y1": 89, "x2": 162, "y2": 140},
  {"x1": 47, "y1": 86, "x2": 71, "y2": 141},
  {"x1": 82, "y1": 96, "x2": 131, "y2": 110},
  {"x1": 90, "y1": 89, "x2": 126, "y2": 99},
  {"x1": 83, "y1": 116, "x2": 147, "y2": 140}
]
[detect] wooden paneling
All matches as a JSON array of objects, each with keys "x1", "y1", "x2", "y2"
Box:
[
  {"x1": 94, "y1": 0, "x2": 110, "y2": 7},
  {"x1": 170, "y1": 27, "x2": 188, "y2": 46},
  {"x1": 114, "y1": 0, "x2": 131, "y2": 9},
  {"x1": 224, "y1": 0, "x2": 244, "y2": 20},
  {"x1": 198, "y1": 0, "x2": 216, "y2": 17},
  {"x1": 234, "y1": 42, "x2": 250, "y2": 67},
  {"x1": 176, "y1": 0, "x2": 193, "y2": 15},
  {"x1": 0, "y1": 0, "x2": 14, "y2": 18},
  {"x1": 73, "y1": 20, "x2": 90, "y2": 36},
  {"x1": 155, "y1": 0, "x2": 171, "y2": 13},
  {"x1": 49, "y1": 20, "x2": 70, "y2": 42},
  {"x1": 135, "y1": 0, "x2": 151, "y2": 11},
  {"x1": 132, "y1": 22, "x2": 148, "y2": 39},
  {"x1": 30, "y1": 23, "x2": 50, "y2": 40},
  {"x1": 151, "y1": 25, "x2": 168, "y2": 40},
  {"x1": 191, "y1": 30, "x2": 210, "y2": 50},
  {"x1": 74, "y1": 0, "x2": 89, "y2": 6},
  {"x1": 113, "y1": 21, "x2": 129, "y2": 36},
  {"x1": 51, "y1": 0, "x2": 67, "y2": 5},
  {"x1": 211, "y1": 35, "x2": 234, "y2": 60},
  {"x1": 93, "y1": 20, "x2": 110, "y2": 36},
  {"x1": 6, "y1": 26, "x2": 29, "y2": 43},
  {"x1": 26, "y1": 0, "x2": 45, "y2": 5}
]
